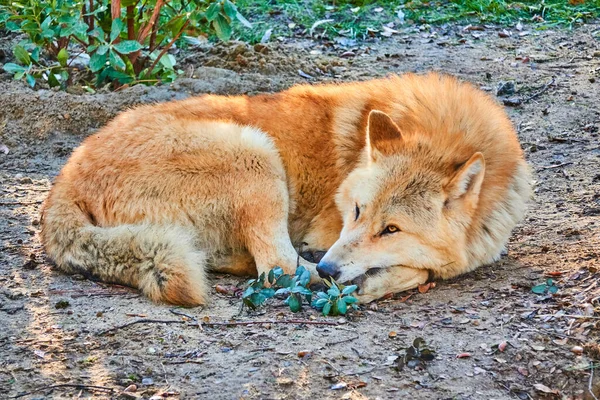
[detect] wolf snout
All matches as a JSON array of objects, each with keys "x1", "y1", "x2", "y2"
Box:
[{"x1": 316, "y1": 261, "x2": 341, "y2": 280}]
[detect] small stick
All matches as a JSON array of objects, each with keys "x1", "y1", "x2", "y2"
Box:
[
  {"x1": 521, "y1": 77, "x2": 555, "y2": 103},
  {"x1": 539, "y1": 162, "x2": 573, "y2": 170},
  {"x1": 97, "y1": 319, "x2": 185, "y2": 336},
  {"x1": 13, "y1": 384, "x2": 114, "y2": 398},
  {"x1": 202, "y1": 319, "x2": 338, "y2": 327},
  {"x1": 590, "y1": 363, "x2": 599, "y2": 400},
  {"x1": 0, "y1": 200, "x2": 44, "y2": 206},
  {"x1": 326, "y1": 333, "x2": 360, "y2": 346}
]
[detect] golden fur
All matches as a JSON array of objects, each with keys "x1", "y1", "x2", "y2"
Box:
[{"x1": 40, "y1": 72, "x2": 531, "y2": 305}]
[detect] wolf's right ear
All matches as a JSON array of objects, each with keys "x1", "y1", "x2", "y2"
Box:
[{"x1": 366, "y1": 110, "x2": 403, "y2": 160}]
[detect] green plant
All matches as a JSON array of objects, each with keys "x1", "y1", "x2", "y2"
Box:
[
  {"x1": 311, "y1": 279, "x2": 358, "y2": 316},
  {"x1": 0, "y1": 0, "x2": 250, "y2": 89},
  {"x1": 241, "y1": 266, "x2": 358, "y2": 315},
  {"x1": 531, "y1": 278, "x2": 559, "y2": 295},
  {"x1": 396, "y1": 337, "x2": 436, "y2": 370},
  {"x1": 242, "y1": 266, "x2": 313, "y2": 312}
]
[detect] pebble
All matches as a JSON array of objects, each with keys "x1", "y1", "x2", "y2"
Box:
[
  {"x1": 141, "y1": 377, "x2": 154, "y2": 385},
  {"x1": 571, "y1": 346, "x2": 584, "y2": 355}
]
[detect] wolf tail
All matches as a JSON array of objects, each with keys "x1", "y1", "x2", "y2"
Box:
[{"x1": 40, "y1": 188, "x2": 208, "y2": 306}]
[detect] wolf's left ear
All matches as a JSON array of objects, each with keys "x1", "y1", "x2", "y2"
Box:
[
  {"x1": 446, "y1": 152, "x2": 486, "y2": 202},
  {"x1": 366, "y1": 110, "x2": 402, "y2": 159}
]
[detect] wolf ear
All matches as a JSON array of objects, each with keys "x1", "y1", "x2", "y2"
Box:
[
  {"x1": 366, "y1": 110, "x2": 402, "y2": 159},
  {"x1": 445, "y1": 152, "x2": 486, "y2": 202}
]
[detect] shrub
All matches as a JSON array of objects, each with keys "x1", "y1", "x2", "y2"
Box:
[{"x1": 0, "y1": 0, "x2": 250, "y2": 89}]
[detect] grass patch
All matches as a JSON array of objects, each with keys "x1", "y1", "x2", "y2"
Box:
[{"x1": 233, "y1": 0, "x2": 600, "y2": 42}]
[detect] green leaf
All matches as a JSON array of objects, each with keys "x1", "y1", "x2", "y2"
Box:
[
  {"x1": 97, "y1": 44, "x2": 110, "y2": 55},
  {"x1": 48, "y1": 73, "x2": 61, "y2": 88},
  {"x1": 344, "y1": 296, "x2": 358, "y2": 304},
  {"x1": 531, "y1": 284, "x2": 547, "y2": 294},
  {"x1": 342, "y1": 285, "x2": 358, "y2": 295},
  {"x1": 223, "y1": 0, "x2": 238, "y2": 19},
  {"x1": 314, "y1": 298, "x2": 328, "y2": 308},
  {"x1": 25, "y1": 74, "x2": 36, "y2": 88},
  {"x1": 274, "y1": 288, "x2": 290, "y2": 296},
  {"x1": 159, "y1": 54, "x2": 176, "y2": 70},
  {"x1": 548, "y1": 285, "x2": 559, "y2": 294},
  {"x1": 299, "y1": 269, "x2": 311, "y2": 287},
  {"x1": 249, "y1": 292, "x2": 266, "y2": 307},
  {"x1": 336, "y1": 297, "x2": 347, "y2": 314},
  {"x1": 109, "y1": 49, "x2": 126, "y2": 71},
  {"x1": 110, "y1": 18, "x2": 124, "y2": 43},
  {"x1": 288, "y1": 293, "x2": 301, "y2": 312},
  {"x1": 3, "y1": 63, "x2": 27, "y2": 74},
  {"x1": 213, "y1": 14, "x2": 232, "y2": 41},
  {"x1": 236, "y1": 13, "x2": 252, "y2": 29},
  {"x1": 31, "y1": 47, "x2": 40, "y2": 62},
  {"x1": 268, "y1": 269, "x2": 275, "y2": 284},
  {"x1": 205, "y1": 2, "x2": 220, "y2": 21},
  {"x1": 13, "y1": 45, "x2": 31, "y2": 66},
  {"x1": 89, "y1": 52, "x2": 107, "y2": 72},
  {"x1": 276, "y1": 275, "x2": 293, "y2": 288},
  {"x1": 327, "y1": 285, "x2": 340, "y2": 297},
  {"x1": 272, "y1": 267, "x2": 283, "y2": 279},
  {"x1": 242, "y1": 286, "x2": 254, "y2": 298},
  {"x1": 322, "y1": 301, "x2": 332, "y2": 316},
  {"x1": 41, "y1": 16, "x2": 52, "y2": 31},
  {"x1": 113, "y1": 40, "x2": 143, "y2": 54},
  {"x1": 260, "y1": 288, "x2": 275, "y2": 298},
  {"x1": 57, "y1": 48, "x2": 68, "y2": 67}
]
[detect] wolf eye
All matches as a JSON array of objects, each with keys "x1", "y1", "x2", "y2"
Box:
[
  {"x1": 381, "y1": 225, "x2": 400, "y2": 235},
  {"x1": 354, "y1": 204, "x2": 360, "y2": 221}
]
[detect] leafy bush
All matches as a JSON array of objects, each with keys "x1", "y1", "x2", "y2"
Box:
[
  {"x1": 242, "y1": 266, "x2": 359, "y2": 316},
  {"x1": 0, "y1": 0, "x2": 250, "y2": 89}
]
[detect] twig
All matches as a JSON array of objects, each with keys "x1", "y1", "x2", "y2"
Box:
[
  {"x1": 164, "y1": 360, "x2": 204, "y2": 365},
  {"x1": 590, "y1": 363, "x2": 599, "y2": 400},
  {"x1": 97, "y1": 319, "x2": 186, "y2": 336},
  {"x1": 0, "y1": 200, "x2": 44, "y2": 206},
  {"x1": 12, "y1": 384, "x2": 115, "y2": 398},
  {"x1": 538, "y1": 314, "x2": 600, "y2": 320},
  {"x1": 146, "y1": 20, "x2": 190, "y2": 75},
  {"x1": 169, "y1": 308, "x2": 203, "y2": 330},
  {"x1": 539, "y1": 162, "x2": 573, "y2": 170},
  {"x1": 202, "y1": 319, "x2": 338, "y2": 327},
  {"x1": 325, "y1": 332, "x2": 360, "y2": 346},
  {"x1": 169, "y1": 308, "x2": 199, "y2": 322},
  {"x1": 522, "y1": 77, "x2": 555, "y2": 103}
]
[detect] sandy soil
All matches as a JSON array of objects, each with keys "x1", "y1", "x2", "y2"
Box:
[{"x1": 1, "y1": 21, "x2": 599, "y2": 400}]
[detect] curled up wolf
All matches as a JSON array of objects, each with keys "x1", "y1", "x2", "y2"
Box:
[{"x1": 40, "y1": 72, "x2": 531, "y2": 305}]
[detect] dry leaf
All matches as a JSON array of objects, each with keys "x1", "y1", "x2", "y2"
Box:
[
  {"x1": 456, "y1": 352, "x2": 471, "y2": 359},
  {"x1": 545, "y1": 271, "x2": 563, "y2": 277},
  {"x1": 531, "y1": 344, "x2": 545, "y2": 351},
  {"x1": 418, "y1": 282, "x2": 432, "y2": 294},
  {"x1": 518, "y1": 367, "x2": 529, "y2": 376},
  {"x1": 533, "y1": 383, "x2": 558, "y2": 394},
  {"x1": 388, "y1": 331, "x2": 397, "y2": 338},
  {"x1": 381, "y1": 26, "x2": 399, "y2": 37}
]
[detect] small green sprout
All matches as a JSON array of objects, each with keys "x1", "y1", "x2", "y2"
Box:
[{"x1": 531, "y1": 278, "x2": 559, "y2": 295}]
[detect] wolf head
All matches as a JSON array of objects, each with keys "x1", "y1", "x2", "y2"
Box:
[{"x1": 316, "y1": 110, "x2": 487, "y2": 302}]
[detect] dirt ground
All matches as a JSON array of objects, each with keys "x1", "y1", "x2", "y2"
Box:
[{"x1": 1, "y1": 21, "x2": 600, "y2": 400}]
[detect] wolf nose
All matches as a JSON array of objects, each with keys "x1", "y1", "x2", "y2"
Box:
[{"x1": 316, "y1": 261, "x2": 341, "y2": 280}]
